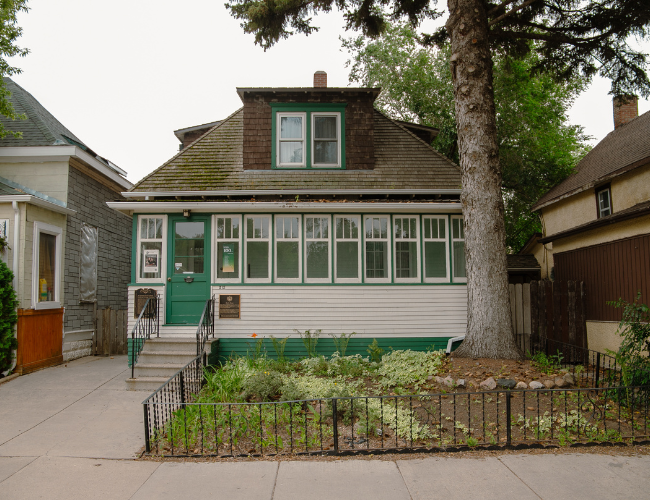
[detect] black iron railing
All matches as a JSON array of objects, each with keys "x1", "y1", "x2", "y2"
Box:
[
  {"x1": 130, "y1": 297, "x2": 159, "y2": 378},
  {"x1": 196, "y1": 296, "x2": 215, "y2": 359}
]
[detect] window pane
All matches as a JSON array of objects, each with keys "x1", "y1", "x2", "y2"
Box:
[
  {"x1": 247, "y1": 241, "x2": 269, "y2": 279},
  {"x1": 453, "y1": 218, "x2": 460, "y2": 239},
  {"x1": 39, "y1": 233, "x2": 56, "y2": 302},
  {"x1": 306, "y1": 241, "x2": 328, "y2": 279},
  {"x1": 438, "y1": 219, "x2": 445, "y2": 238},
  {"x1": 217, "y1": 218, "x2": 225, "y2": 239},
  {"x1": 277, "y1": 241, "x2": 299, "y2": 278},
  {"x1": 141, "y1": 241, "x2": 162, "y2": 279},
  {"x1": 306, "y1": 218, "x2": 314, "y2": 239},
  {"x1": 140, "y1": 218, "x2": 147, "y2": 240},
  {"x1": 217, "y1": 242, "x2": 239, "y2": 279},
  {"x1": 395, "y1": 218, "x2": 402, "y2": 238},
  {"x1": 314, "y1": 141, "x2": 337, "y2": 164},
  {"x1": 314, "y1": 116, "x2": 336, "y2": 139},
  {"x1": 174, "y1": 222, "x2": 204, "y2": 274},
  {"x1": 155, "y1": 218, "x2": 163, "y2": 239},
  {"x1": 337, "y1": 241, "x2": 358, "y2": 279},
  {"x1": 321, "y1": 218, "x2": 328, "y2": 238},
  {"x1": 396, "y1": 241, "x2": 417, "y2": 278},
  {"x1": 425, "y1": 241, "x2": 446, "y2": 278},
  {"x1": 280, "y1": 116, "x2": 302, "y2": 138},
  {"x1": 247, "y1": 217, "x2": 254, "y2": 238},
  {"x1": 366, "y1": 241, "x2": 387, "y2": 278},
  {"x1": 232, "y1": 218, "x2": 239, "y2": 238},
  {"x1": 453, "y1": 241, "x2": 466, "y2": 278},
  {"x1": 280, "y1": 142, "x2": 303, "y2": 163}
]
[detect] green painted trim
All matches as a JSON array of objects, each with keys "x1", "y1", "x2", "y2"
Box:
[
  {"x1": 128, "y1": 283, "x2": 165, "y2": 287},
  {"x1": 209, "y1": 282, "x2": 467, "y2": 287},
  {"x1": 389, "y1": 214, "x2": 395, "y2": 284},
  {"x1": 270, "y1": 103, "x2": 346, "y2": 170},
  {"x1": 131, "y1": 216, "x2": 137, "y2": 283}
]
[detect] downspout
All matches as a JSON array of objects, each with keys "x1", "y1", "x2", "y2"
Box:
[{"x1": 3, "y1": 201, "x2": 20, "y2": 376}]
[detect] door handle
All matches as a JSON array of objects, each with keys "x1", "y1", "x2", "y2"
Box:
[{"x1": 167, "y1": 278, "x2": 171, "y2": 282}]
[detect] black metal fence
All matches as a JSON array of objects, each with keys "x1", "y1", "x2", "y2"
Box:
[
  {"x1": 130, "y1": 297, "x2": 159, "y2": 378},
  {"x1": 141, "y1": 339, "x2": 650, "y2": 457}
]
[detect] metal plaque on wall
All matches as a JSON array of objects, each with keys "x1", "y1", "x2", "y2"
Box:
[
  {"x1": 219, "y1": 294, "x2": 241, "y2": 319},
  {"x1": 134, "y1": 288, "x2": 157, "y2": 318}
]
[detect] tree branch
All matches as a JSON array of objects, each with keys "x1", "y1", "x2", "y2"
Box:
[
  {"x1": 487, "y1": 0, "x2": 519, "y2": 17},
  {"x1": 488, "y1": 0, "x2": 541, "y2": 27}
]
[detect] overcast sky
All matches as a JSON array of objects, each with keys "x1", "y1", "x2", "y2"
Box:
[{"x1": 10, "y1": 0, "x2": 650, "y2": 184}]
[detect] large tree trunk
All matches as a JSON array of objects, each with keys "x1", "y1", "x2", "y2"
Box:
[{"x1": 446, "y1": 0, "x2": 523, "y2": 359}]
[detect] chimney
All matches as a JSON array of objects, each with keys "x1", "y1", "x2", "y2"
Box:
[
  {"x1": 613, "y1": 95, "x2": 638, "y2": 129},
  {"x1": 314, "y1": 71, "x2": 327, "y2": 88}
]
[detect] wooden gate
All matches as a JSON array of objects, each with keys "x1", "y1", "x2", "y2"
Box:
[
  {"x1": 16, "y1": 308, "x2": 64, "y2": 374},
  {"x1": 94, "y1": 308, "x2": 128, "y2": 356}
]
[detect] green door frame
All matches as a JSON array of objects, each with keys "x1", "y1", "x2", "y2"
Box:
[{"x1": 166, "y1": 214, "x2": 211, "y2": 324}]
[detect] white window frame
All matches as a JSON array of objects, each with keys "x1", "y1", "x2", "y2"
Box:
[
  {"x1": 451, "y1": 215, "x2": 467, "y2": 283},
  {"x1": 304, "y1": 215, "x2": 332, "y2": 283},
  {"x1": 363, "y1": 215, "x2": 391, "y2": 284},
  {"x1": 32, "y1": 221, "x2": 63, "y2": 310},
  {"x1": 0, "y1": 219, "x2": 8, "y2": 264},
  {"x1": 274, "y1": 215, "x2": 302, "y2": 283},
  {"x1": 311, "y1": 112, "x2": 341, "y2": 168},
  {"x1": 213, "y1": 215, "x2": 242, "y2": 284},
  {"x1": 244, "y1": 214, "x2": 272, "y2": 283},
  {"x1": 597, "y1": 187, "x2": 612, "y2": 218},
  {"x1": 393, "y1": 215, "x2": 421, "y2": 283},
  {"x1": 334, "y1": 214, "x2": 362, "y2": 283},
  {"x1": 136, "y1": 215, "x2": 167, "y2": 284},
  {"x1": 422, "y1": 215, "x2": 450, "y2": 283},
  {"x1": 276, "y1": 112, "x2": 306, "y2": 168}
]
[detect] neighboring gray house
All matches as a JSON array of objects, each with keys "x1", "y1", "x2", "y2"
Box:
[{"x1": 0, "y1": 78, "x2": 133, "y2": 372}]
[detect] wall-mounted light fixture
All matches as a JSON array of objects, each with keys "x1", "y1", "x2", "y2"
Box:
[{"x1": 183, "y1": 209, "x2": 191, "y2": 218}]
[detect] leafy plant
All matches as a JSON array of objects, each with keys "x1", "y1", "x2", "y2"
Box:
[
  {"x1": 0, "y1": 260, "x2": 18, "y2": 374},
  {"x1": 367, "y1": 339, "x2": 384, "y2": 363},
  {"x1": 331, "y1": 331, "x2": 356, "y2": 357},
  {"x1": 528, "y1": 350, "x2": 563, "y2": 375},
  {"x1": 378, "y1": 349, "x2": 446, "y2": 390},
  {"x1": 270, "y1": 335, "x2": 289, "y2": 361},
  {"x1": 242, "y1": 370, "x2": 284, "y2": 402},
  {"x1": 297, "y1": 329, "x2": 320, "y2": 358}
]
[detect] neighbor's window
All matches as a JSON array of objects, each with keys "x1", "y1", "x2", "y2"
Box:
[
  {"x1": 394, "y1": 216, "x2": 420, "y2": 281},
  {"x1": 335, "y1": 215, "x2": 361, "y2": 282},
  {"x1": 138, "y1": 216, "x2": 165, "y2": 282},
  {"x1": 0, "y1": 219, "x2": 8, "y2": 264},
  {"x1": 277, "y1": 113, "x2": 306, "y2": 167},
  {"x1": 245, "y1": 215, "x2": 271, "y2": 282},
  {"x1": 423, "y1": 216, "x2": 449, "y2": 282},
  {"x1": 275, "y1": 215, "x2": 301, "y2": 282},
  {"x1": 305, "y1": 216, "x2": 330, "y2": 282},
  {"x1": 215, "y1": 216, "x2": 240, "y2": 282},
  {"x1": 597, "y1": 186, "x2": 612, "y2": 218},
  {"x1": 312, "y1": 113, "x2": 341, "y2": 167},
  {"x1": 365, "y1": 216, "x2": 390, "y2": 282},
  {"x1": 451, "y1": 216, "x2": 467, "y2": 281},
  {"x1": 32, "y1": 221, "x2": 62, "y2": 308},
  {"x1": 79, "y1": 223, "x2": 98, "y2": 302}
]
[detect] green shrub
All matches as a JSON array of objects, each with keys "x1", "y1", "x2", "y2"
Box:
[
  {"x1": 242, "y1": 370, "x2": 285, "y2": 402},
  {"x1": 367, "y1": 339, "x2": 384, "y2": 363},
  {"x1": 297, "y1": 329, "x2": 320, "y2": 357},
  {"x1": 0, "y1": 260, "x2": 18, "y2": 374},
  {"x1": 378, "y1": 349, "x2": 446, "y2": 390}
]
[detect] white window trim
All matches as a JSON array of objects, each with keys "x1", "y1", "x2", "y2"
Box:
[
  {"x1": 597, "y1": 188, "x2": 612, "y2": 218},
  {"x1": 136, "y1": 214, "x2": 167, "y2": 284},
  {"x1": 334, "y1": 214, "x2": 362, "y2": 283},
  {"x1": 244, "y1": 214, "x2": 272, "y2": 283},
  {"x1": 0, "y1": 219, "x2": 8, "y2": 264},
  {"x1": 274, "y1": 215, "x2": 302, "y2": 283},
  {"x1": 311, "y1": 112, "x2": 341, "y2": 168},
  {"x1": 363, "y1": 214, "x2": 391, "y2": 284},
  {"x1": 32, "y1": 221, "x2": 62, "y2": 310},
  {"x1": 422, "y1": 215, "x2": 450, "y2": 283},
  {"x1": 451, "y1": 215, "x2": 467, "y2": 283},
  {"x1": 276, "y1": 112, "x2": 306, "y2": 168},
  {"x1": 393, "y1": 215, "x2": 421, "y2": 283},
  {"x1": 213, "y1": 215, "x2": 243, "y2": 284},
  {"x1": 304, "y1": 215, "x2": 332, "y2": 283}
]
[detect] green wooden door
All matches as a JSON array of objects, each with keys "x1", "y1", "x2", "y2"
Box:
[{"x1": 166, "y1": 215, "x2": 211, "y2": 324}]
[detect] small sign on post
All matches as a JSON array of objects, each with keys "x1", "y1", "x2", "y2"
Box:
[
  {"x1": 219, "y1": 294, "x2": 241, "y2": 319},
  {"x1": 134, "y1": 288, "x2": 157, "y2": 318}
]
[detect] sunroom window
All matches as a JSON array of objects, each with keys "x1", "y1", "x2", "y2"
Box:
[
  {"x1": 394, "y1": 216, "x2": 420, "y2": 281},
  {"x1": 138, "y1": 216, "x2": 165, "y2": 282},
  {"x1": 275, "y1": 215, "x2": 301, "y2": 282},
  {"x1": 245, "y1": 215, "x2": 271, "y2": 282},
  {"x1": 451, "y1": 216, "x2": 467, "y2": 281},
  {"x1": 423, "y1": 216, "x2": 449, "y2": 282},
  {"x1": 335, "y1": 215, "x2": 361, "y2": 282},
  {"x1": 277, "y1": 113, "x2": 305, "y2": 167},
  {"x1": 365, "y1": 216, "x2": 390, "y2": 282},
  {"x1": 305, "y1": 216, "x2": 330, "y2": 281},
  {"x1": 215, "y1": 216, "x2": 240, "y2": 282}
]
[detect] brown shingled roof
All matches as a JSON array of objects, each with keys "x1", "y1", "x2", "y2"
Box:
[
  {"x1": 532, "y1": 109, "x2": 650, "y2": 211},
  {"x1": 132, "y1": 109, "x2": 461, "y2": 192}
]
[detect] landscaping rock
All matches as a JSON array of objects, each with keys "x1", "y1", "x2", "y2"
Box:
[
  {"x1": 480, "y1": 377, "x2": 497, "y2": 390},
  {"x1": 544, "y1": 379, "x2": 556, "y2": 389},
  {"x1": 443, "y1": 376, "x2": 455, "y2": 387},
  {"x1": 427, "y1": 375, "x2": 434, "y2": 382},
  {"x1": 435, "y1": 376, "x2": 444, "y2": 384},
  {"x1": 515, "y1": 381, "x2": 528, "y2": 390},
  {"x1": 529, "y1": 381, "x2": 545, "y2": 389},
  {"x1": 456, "y1": 379, "x2": 466, "y2": 388},
  {"x1": 497, "y1": 379, "x2": 517, "y2": 389},
  {"x1": 563, "y1": 373, "x2": 576, "y2": 385},
  {"x1": 555, "y1": 377, "x2": 568, "y2": 388}
]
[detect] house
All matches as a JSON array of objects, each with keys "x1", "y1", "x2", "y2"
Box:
[
  {"x1": 0, "y1": 78, "x2": 133, "y2": 373},
  {"x1": 531, "y1": 97, "x2": 650, "y2": 353},
  {"x1": 108, "y1": 71, "x2": 468, "y2": 368}
]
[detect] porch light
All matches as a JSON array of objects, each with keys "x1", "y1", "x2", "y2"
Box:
[{"x1": 183, "y1": 209, "x2": 191, "y2": 218}]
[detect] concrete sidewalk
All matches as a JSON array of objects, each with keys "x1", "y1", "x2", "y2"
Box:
[{"x1": 1, "y1": 356, "x2": 649, "y2": 499}]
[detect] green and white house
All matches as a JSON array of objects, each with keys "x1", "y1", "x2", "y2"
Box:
[{"x1": 109, "y1": 72, "x2": 467, "y2": 373}]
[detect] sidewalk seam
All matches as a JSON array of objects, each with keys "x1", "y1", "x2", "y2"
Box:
[
  {"x1": 270, "y1": 461, "x2": 280, "y2": 499},
  {"x1": 0, "y1": 456, "x2": 38, "y2": 485},
  {"x1": 497, "y1": 457, "x2": 543, "y2": 499},
  {"x1": 394, "y1": 460, "x2": 415, "y2": 500},
  {"x1": 127, "y1": 461, "x2": 162, "y2": 500}
]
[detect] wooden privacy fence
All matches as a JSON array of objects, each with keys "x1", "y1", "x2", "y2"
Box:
[
  {"x1": 509, "y1": 280, "x2": 587, "y2": 350},
  {"x1": 94, "y1": 308, "x2": 128, "y2": 356},
  {"x1": 16, "y1": 308, "x2": 64, "y2": 374}
]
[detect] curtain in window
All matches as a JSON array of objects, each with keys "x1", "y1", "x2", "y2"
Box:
[{"x1": 38, "y1": 233, "x2": 56, "y2": 302}]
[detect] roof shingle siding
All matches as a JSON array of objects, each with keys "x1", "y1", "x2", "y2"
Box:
[
  {"x1": 0, "y1": 78, "x2": 87, "y2": 148},
  {"x1": 133, "y1": 108, "x2": 461, "y2": 191},
  {"x1": 534, "y1": 109, "x2": 650, "y2": 210}
]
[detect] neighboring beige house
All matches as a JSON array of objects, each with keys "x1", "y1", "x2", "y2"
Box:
[
  {"x1": 532, "y1": 97, "x2": 650, "y2": 353},
  {"x1": 517, "y1": 232, "x2": 552, "y2": 280}
]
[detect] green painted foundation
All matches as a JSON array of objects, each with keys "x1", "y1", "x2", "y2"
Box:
[
  {"x1": 127, "y1": 338, "x2": 146, "y2": 367},
  {"x1": 208, "y1": 337, "x2": 457, "y2": 366}
]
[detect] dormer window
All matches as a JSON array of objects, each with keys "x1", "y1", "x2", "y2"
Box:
[
  {"x1": 596, "y1": 186, "x2": 612, "y2": 218},
  {"x1": 271, "y1": 103, "x2": 346, "y2": 169}
]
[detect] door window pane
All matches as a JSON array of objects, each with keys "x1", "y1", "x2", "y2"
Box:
[{"x1": 174, "y1": 221, "x2": 204, "y2": 274}]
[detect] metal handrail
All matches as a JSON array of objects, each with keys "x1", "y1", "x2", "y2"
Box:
[
  {"x1": 130, "y1": 297, "x2": 159, "y2": 378},
  {"x1": 196, "y1": 296, "x2": 215, "y2": 358}
]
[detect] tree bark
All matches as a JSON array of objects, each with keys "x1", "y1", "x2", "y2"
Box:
[{"x1": 446, "y1": 0, "x2": 523, "y2": 359}]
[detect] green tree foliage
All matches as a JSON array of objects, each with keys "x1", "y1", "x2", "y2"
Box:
[
  {"x1": 0, "y1": 0, "x2": 28, "y2": 139},
  {"x1": 0, "y1": 258, "x2": 18, "y2": 374},
  {"x1": 608, "y1": 294, "x2": 650, "y2": 386}
]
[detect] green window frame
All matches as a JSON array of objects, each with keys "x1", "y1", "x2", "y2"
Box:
[
  {"x1": 423, "y1": 216, "x2": 449, "y2": 282},
  {"x1": 393, "y1": 215, "x2": 420, "y2": 282},
  {"x1": 214, "y1": 215, "x2": 241, "y2": 283},
  {"x1": 334, "y1": 215, "x2": 361, "y2": 283},
  {"x1": 305, "y1": 215, "x2": 331, "y2": 282},
  {"x1": 451, "y1": 215, "x2": 467, "y2": 282},
  {"x1": 364, "y1": 215, "x2": 390, "y2": 283},
  {"x1": 275, "y1": 215, "x2": 302, "y2": 282},
  {"x1": 244, "y1": 214, "x2": 271, "y2": 283},
  {"x1": 271, "y1": 103, "x2": 346, "y2": 169}
]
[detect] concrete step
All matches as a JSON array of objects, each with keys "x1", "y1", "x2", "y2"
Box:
[
  {"x1": 158, "y1": 325, "x2": 200, "y2": 336},
  {"x1": 133, "y1": 362, "x2": 186, "y2": 378},
  {"x1": 126, "y1": 376, "x2": 170, "y2": 392},
  {"x1": 137, "y1": 350, "x2": 198, "y2": 365},
  {"x1": 141, "y1": 338, "x2": 197, "y2": 353}
]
